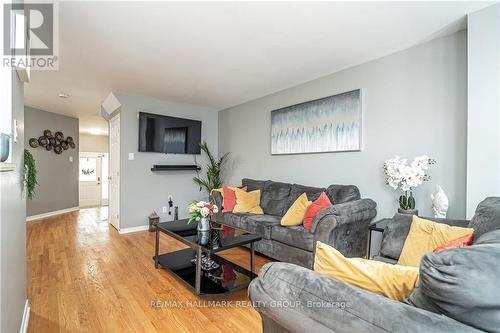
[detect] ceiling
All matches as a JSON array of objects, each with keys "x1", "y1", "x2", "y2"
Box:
[{"x1": 24, "y1": 1, "x2": 494, "y2": 135}]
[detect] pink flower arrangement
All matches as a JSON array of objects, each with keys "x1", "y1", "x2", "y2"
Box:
[{"x1": 188, "y1": 200, "x2": 219, "y2": 224}]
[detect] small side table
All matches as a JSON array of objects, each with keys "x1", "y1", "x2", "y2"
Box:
[{"x1": 367, "y1": 218, "x2": 392, "y2": 259}]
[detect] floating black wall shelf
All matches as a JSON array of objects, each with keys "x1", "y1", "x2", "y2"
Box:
[{"x1": 151, "y1": 165, "x2": 201, "y2": 172}]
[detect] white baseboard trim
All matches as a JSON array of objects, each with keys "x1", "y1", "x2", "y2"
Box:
[
  {"x1": 26, "y1": 207, "x2": 79, "y2": 222},
  {"x1": 20, "y1": 299, "x2": 30, "y2": 333},
  {"x1": 118, "y1": 225, "x2": 149, "y2": 234}
]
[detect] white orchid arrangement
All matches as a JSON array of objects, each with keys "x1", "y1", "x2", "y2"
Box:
[
  {"x1": 188, "y1": 200, "x2": 219, "y2": 224},
  {"x1": 383, "y1": 155, "x2": 435, "y2": 210}
]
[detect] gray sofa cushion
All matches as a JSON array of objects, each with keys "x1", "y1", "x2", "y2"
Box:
[
  {"x1": 242, "y1": 178, "x2": 268, "y2": 192},
  {"x1": 474, "y1": 227, "x2": 500, "y2": 245},
  {"x1": 271, "y1": 225, "x2": 314, "y2": 252},
  {"x1": 468, "y1": 197, "x2": 500, "y2": 239},
  {"x1": 371, "y1": 255, "x2": 398, "y2": 265},
  {"x1": 223, "y1": 213, "x2": 281, "y2": 239},
  {"x1": 325, "y1": 184, "x2": 360, "y2": 204},
  {"x1": 286, "y1": 184, "x2": 325, "y2": 211},
  {"x1": 260, "y1": 181, "x2": 292, "y2": 216},
  {"x1": 406, "y1": 229, "x2": 500, "y2": 332}
]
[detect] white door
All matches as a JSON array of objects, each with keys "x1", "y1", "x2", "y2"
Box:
[
  {"x1": 109, "y1": 114, "x2": 120, "y2": 230},
  {"x1": 79, "y1": 153, "x2": 102, "y2": 207}
]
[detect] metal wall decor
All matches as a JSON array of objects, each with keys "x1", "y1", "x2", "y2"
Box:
[{"x1": 29, "y1": 129, "x2": 76, "y2": 155}]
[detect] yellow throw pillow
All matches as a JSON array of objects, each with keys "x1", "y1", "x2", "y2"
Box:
[
  {"x1": 281, "y1": 193, "x2": 311, "y2": 226},
  {"x1": 397, "y1": 216, "x2": 474, "y2": 267},
  {"x1": 232, "y1": 188, "x2": 263, "y2": 214},
  {"x1": 314, "y1": 242, "x2": 419, "y2": 301}
]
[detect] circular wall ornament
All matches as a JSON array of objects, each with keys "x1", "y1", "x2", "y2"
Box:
[
  {"x1": 69, "y1": 142, "x2": 76, "y2": 149},
  {"x1": 54, "y1": 145, "x2": 63, "y2": 154},
  {"x1": 54, "y1": 132, "x2": 64, "y2": 141},
  {"x1": 29, "y1": 138, "x2": 39, "y2": 148},
  {"x1": 48, "y1": 137, "x2": 56, "y2": 146},
  {"x1": 61, "y1": 141, "x2": 69, "y2": 150},
  {"x1": 43, "y1": 129, "x2": 52, "y2": 138},
  {"x1": 45, "y1": 144, "x2": 53, "y2": 151},
  {"x1": 66, "y1": 136, "x2": 74, "y2": 143},
  {"x1": 38, "y1": 136, "x2": 48, "y2": 146}
]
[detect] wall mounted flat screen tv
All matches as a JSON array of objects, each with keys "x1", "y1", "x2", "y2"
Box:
[{"x1": 138, "y1": 112, "x2": 202, "y2": 154}]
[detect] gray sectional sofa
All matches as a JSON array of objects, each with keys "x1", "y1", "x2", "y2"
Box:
[
  {"x1": 212, "y1": 178, "x2": 377, "y2": 268},
  {"x1": 248, "y1": 197, "x2": 500, "y2": 333}
]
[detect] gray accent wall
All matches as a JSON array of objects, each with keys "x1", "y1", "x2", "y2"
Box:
[
  {"x1": 0, "y1": 71, "x2": 26, "y2": 332},
  {"x1": 24, "y1": 107, "x2": 79, "y2": 217},
  {"x1": 466, "y1": 4, "x2": 500, "y2": 218},
  {"x1": 219, "y1": 31, "x2": 467, "y2": 219},
  {"x1": 114, "y1": 93, "x2": 218, "y2": 229}
]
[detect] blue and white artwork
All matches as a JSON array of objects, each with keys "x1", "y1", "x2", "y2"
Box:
[{"x1": 271, "y1": 89, "x2": 361, "y2": 154}]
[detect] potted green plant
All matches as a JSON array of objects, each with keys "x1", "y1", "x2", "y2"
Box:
[
  {"x1": 193, "y1": 142, "x2": 229, "y2": 199},
  {"x1": 24, "y1": 149, "x2": 39, "y2": 199}
]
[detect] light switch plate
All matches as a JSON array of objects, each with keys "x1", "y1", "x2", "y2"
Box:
[
  {"x1": 128, "y1": 153, "x2": 134, "y2": 160},
  {"x1": 69, "y1": 156, "x2": 73, "y2": 162}
]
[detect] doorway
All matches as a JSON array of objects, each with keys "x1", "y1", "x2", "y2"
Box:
[{"x1": 79, "y1": 152, "x2": 109, "y2": 208}]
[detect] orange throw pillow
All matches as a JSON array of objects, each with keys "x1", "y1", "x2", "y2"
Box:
[
  {"x1": 433, "y1": 234, "x2": 474, "y2": 253},
  {"x1": 303, "y1": 192, "x2": 333, "y2": 231},
  {"x1": 222, "y1": 186, "x2": 247, "y2": 213}
]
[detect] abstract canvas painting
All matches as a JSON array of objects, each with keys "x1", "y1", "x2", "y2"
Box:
[{"x1": 271, "y1": 89, "x2": 361, "y2": 154}]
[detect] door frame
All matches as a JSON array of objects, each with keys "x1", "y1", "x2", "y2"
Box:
[{"x1": 109, "y1": 113, "x2": 120, "y2": 231}]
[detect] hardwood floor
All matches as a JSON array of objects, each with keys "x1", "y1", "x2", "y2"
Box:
[{"x1": 27, "y1": 208, "x2": 271, "y2": 332}]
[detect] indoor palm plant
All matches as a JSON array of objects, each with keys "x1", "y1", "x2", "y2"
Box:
[
  {"x1": 193, "y1": 142, "x2": 229, "y2": 199},
  {"x1": 383, "y1": 155, "x2": 435, "y2": 215},
  {"x1": 24, "y1": 149, "x2": 39, "y2": 199}
]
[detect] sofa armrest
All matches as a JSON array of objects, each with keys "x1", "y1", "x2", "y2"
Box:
[
  {"x1": 249, "y1": 262, "x2": 479, "y2": 333},
  {"x1": 312, "y1": 199, "x2": 377, "y2": 257}
]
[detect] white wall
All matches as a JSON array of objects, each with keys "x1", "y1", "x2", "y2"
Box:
[
  {"x1": 219, "y1": 31, "x2": 467, "y2": 219},
  {"x1": 114, "y1": 93, "x2": 218, "y2": 229},
  {"x1": 467, "y1": 4, "x2": 500, "y2": 218},
  {"x1": 0, "y1": 68, "x2": 26, "y2": 333},
  {"x1": 79, "y1": 133, "x2": 108, "y2": 153}
]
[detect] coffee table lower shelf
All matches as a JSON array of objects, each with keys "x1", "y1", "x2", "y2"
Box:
[{"x1": 154, "y1": 248, "x2": 254, "y2": 296}]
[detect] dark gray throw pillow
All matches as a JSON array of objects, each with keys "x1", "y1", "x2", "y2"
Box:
[
  {"x1": 285, "y1": 184, "x2": 325, "y2": 211},
  {"x1": 379, "y1": 213, "x2": 413, "y2": 260},
  {"x1": 468, "y1": 197, "x2": 500, "y2": 239},
  {"x1": 406, "y1": 229, "x2": 500, "y2": 332},
  {"x1": 242, "y1": 178, "x2": 268, "y2": 192},
  {"x1": 260, "y1": 181, "x2": 292, "y2": 216}
]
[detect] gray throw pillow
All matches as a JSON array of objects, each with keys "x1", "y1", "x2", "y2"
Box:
[
  {"x1": 468, "y1": 197, "x2": 500, "y2": 239},
  {"x1": 286, "y1": 184, "x2": 325, "y2": 211},
  {"x1": 260, "y1": 181, "x2": 292, "y2": 216},
  {"x1": 242, "y1": 178, "x2": 268, "y2": 192},
  {"x1": 406, "y1": 229, "x2": 500, "y2": 332},
  {"x1": 379, "y1": 214, "x2": 413, "y2": 260}
]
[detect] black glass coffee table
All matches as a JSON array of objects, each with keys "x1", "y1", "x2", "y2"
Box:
[{"x1": 153, "y1": 219, "x2": 262, "y2": 296}]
